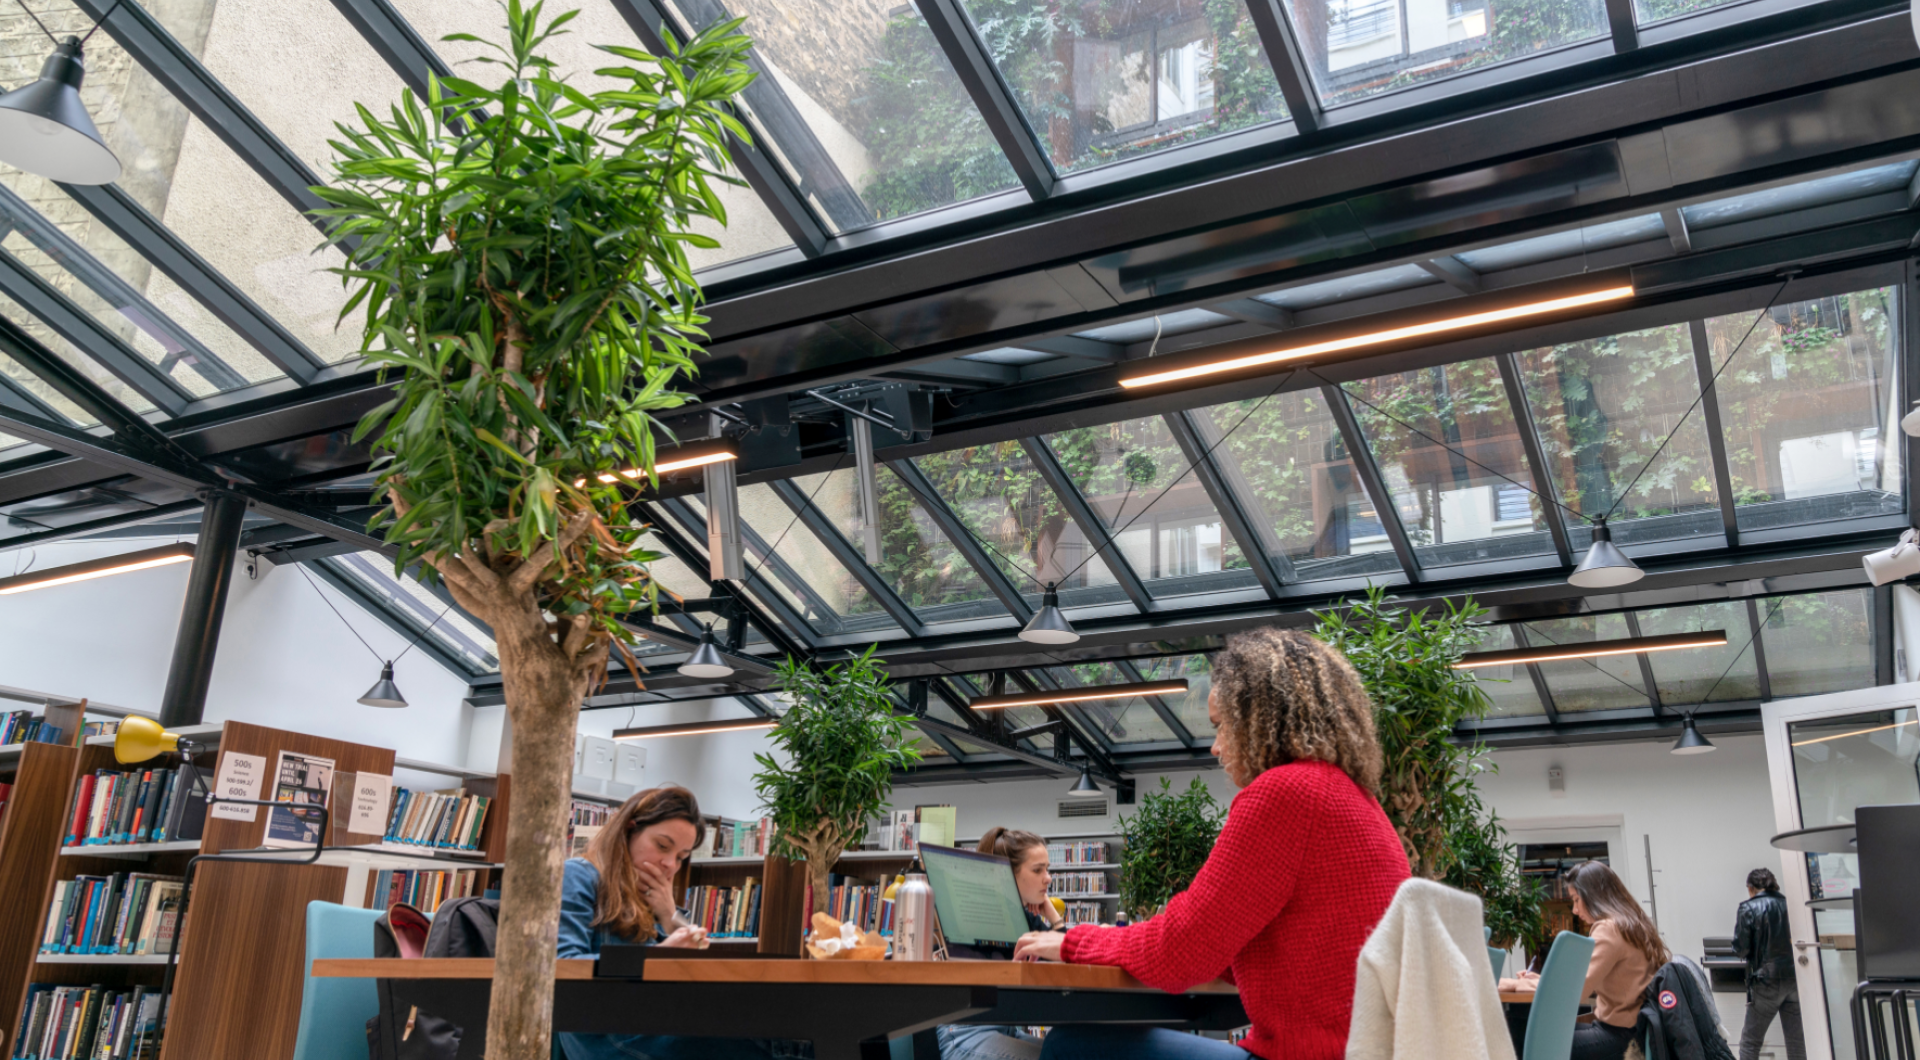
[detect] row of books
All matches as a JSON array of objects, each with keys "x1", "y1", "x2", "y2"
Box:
[
  {"x1": 65, "y1": 769, "x2": 196, "y2": 847},
  {"x1": 40, "y1": 873, "x2": 182, "y2": 956},
  {"x1": 0, "y1": 710, "x2": 64, "y2": 746},
  {"x1": 1048, "y1": 841, "x2": 1111, "y2": 865},
  {"x1": 697, "y1": 816, "x2": 772, "y2": 859},
  {"x1": 1062, "y1": 901, "x2": 1106, "y2": 927},
  {"x1": 369, "y1": 868, "x2": 482, "y2": 914},
  {"x1": 1048, "y1": 872, "x2": 1109, "y2": 896},
  {"x1": 15, "y1": 984, "x2": 161, "y2": 1060},
  {"x1": 382, "y1": 787, "x2": 491, "y2": 851},
  {"x1": 683, "y1": 879, "x2": 762, "y2": 938},
  {"x1": 805, "y1": 875, "x2": 894, "y2": 936},
  {"x1": 567, "y1": 799, "x2": 609, "y2": 848}
]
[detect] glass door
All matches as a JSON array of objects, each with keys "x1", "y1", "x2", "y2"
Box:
[{"x1": 1763, "y1": 684, "x2": 1920, "y2": 1060}]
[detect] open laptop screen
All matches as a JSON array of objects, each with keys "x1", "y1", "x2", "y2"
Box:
[{"x1": 918, "y1": 844, "x2": 1032, "y2": 950}]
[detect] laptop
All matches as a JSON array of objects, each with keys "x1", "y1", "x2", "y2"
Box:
[{"x1": 918, "y1": 844, "x2": 1036, "y2": 960}]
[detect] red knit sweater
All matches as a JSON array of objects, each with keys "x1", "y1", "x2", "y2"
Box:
[{"x1": 1061, "y1": 760, "x2": 1409, "y2": 1060}]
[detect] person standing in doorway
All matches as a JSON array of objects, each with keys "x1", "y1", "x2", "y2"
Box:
[{"x1": 1735, "y1": 868, "x2": 1806, "y2": 1060}]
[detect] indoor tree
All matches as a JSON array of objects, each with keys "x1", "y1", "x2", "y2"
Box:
[
  {"x1": 754, "y1": 649, "x2": 921, "y2": 919},
  {"x1": 314, "y1": 4, "x2": 754, "y2": 1057}
]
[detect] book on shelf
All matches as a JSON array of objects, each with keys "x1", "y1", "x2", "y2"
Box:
[
  {"x1": 381, "y1": 787, "x2": 491, "y2": 851},
  {"x1": 1048, "y1": 871, "x2": 1108, "y2": 896},
  {"x1": 567, "y1": 799, "x2": 610, "y2": 850},
  {"x1": 914, "y1": 805, "x2": 956, "y2": 849},
  {"x1": 1047, "y1": 841, "x2": 1110, "y2": 865},
  {"x1": 370, "y1": 868, "x2": 480, "y2": 914},
  {"x1": 696, "y1": 816, "x2": 772, "y2": 859},
  {"x1": 878, "y1": 810, "x2": 917, "y2": 853},
  {"x1": 0, "y1": 709, "x2": 65, "y2": 747},
  {"x1": 682, "y1": 878, "x2": 762, "y2": 938},
  {"x1": 1062, "y1": 901, "x2": 1106, "y2": 927},
  {"x1": 64, "y1": 768, "x2": 198, "y2": 848},
  {"x1": 39, "y1": 873, "x2": 184, "y2": 956},
  {"x1": 16, "y1": 982, "x2": 162, "y2": 1060},
  {"x1": 799, "y1": 873, "x2": 896, "y2": 937}
]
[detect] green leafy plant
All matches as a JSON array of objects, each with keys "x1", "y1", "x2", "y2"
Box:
[
  {"x1": 755, "y1": 649, "x2": 922, "y2": 918},
  {"x1": 1443, "y1": 791, "x2": 1544, "y2": 949},
  {"x1": 315, "y1": 4, "x2": 754, "y2": 1055},
  {"x1": 1118, "y1": 777, "x2": 1225, "y2": 920}
]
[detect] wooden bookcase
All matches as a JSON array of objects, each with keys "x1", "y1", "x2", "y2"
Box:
[
  {"x1": 0, "y1": 737, "x2": 80, "y2": 1056},
  {"x1": 750, "y1": 850, "x2": 918, "y2": 956}
]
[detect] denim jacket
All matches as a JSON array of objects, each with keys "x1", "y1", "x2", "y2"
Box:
[{"x1": 558, "y1": 857, "x2": 666, "y2": 958}]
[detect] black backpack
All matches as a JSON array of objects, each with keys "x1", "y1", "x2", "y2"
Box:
[{"x1": 366, "y1": 898, "x2": 499, "y2": 1060}]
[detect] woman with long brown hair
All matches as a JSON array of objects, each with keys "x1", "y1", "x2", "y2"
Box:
[
  {"x1": 1013, "y1": 628, "x2": 1410, "y2": 1060},
  {"x1": 1517, "y1": 861, "x2": 1667, "y2": 1060},
  {"x1": 938, "y1": 827, "x2": 1064, "y2": 1060}
]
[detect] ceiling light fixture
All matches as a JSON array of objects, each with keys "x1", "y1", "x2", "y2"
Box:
[
  {"x1": 1453, "y1": 630, "x2": 1728, "y2": 669},
  {"x1": 590, "y1": 440, "x2": 739, "y2": 485},
  {"x1": 0, "y1": 542, "x2": 194, "y2": 596},
  {"x1": 1067, "y1": 768, "x2": 1103, "y2": 797},
  {"x1": 1568, "y1": 521, "x2": 1644, "y2": 589},
  {"x1": 971, "y1": 679, "x2": 1189, "y2": 711},
  {"x1": 357, "y1": 662, "x2": 408, "y2": 708},
  {"x1": 1019, "y1": 583, "x2": 1078, "y2": 645},
  {"x1": 613, "y1": 717, "x2": 779, "y2": 740},
  {"x1": 1671, "y1": 714, "x2": 1716, "y2": 755},
  {"x1": 678, "y1": 626, "x2": 735, "y2": 680},
  {"x1": 1118, "y1": 286, "x2": 1635, "y2": 389},
  {"x1": 0, "y1": 29, "x2": 122, "y2": 185}
]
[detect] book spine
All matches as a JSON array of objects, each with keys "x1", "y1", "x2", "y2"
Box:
[{"x1": 66, "y1": 774, "x2": 95, "y2": 848}]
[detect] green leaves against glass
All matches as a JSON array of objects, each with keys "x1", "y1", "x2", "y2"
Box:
[
  {"x1": 753, "y1": 649, "x2": 923, "y2": 862},
  {"x1": 1118, "y1": 776, "x2": 1224, "y2": 920},
  {"x1": 314, "y1": 0, "x2": 755, "y2": 656}
]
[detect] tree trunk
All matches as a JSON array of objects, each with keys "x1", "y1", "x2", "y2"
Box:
[
  {"x1": 804, "y1": 836, "x2": 848, "y2": 934},
  {"x1": 482, "y1": 609, "x2": 592, "y2": 1060}
]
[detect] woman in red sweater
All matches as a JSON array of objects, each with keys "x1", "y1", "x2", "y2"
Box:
[{"x1": 1013, "y1": 627, "x2": 1410, "y2": 1060}]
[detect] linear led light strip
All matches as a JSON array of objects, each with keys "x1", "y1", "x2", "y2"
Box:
[
  {"x1": 1451, "y1": 630, "x2": 1727, "y2": 670},
  {"x1": 970, "y1": 679, "x2": 1189, "y2": 711},
  {"x1": 597, "y1": 449, "x2": 736, "y2": 484},
  {"x1": 0, "y1": 543, "x2": 196, "y2": 596},
  {"x1": 1119, "y1": 286, "x2": 1638, "y2": 389},
  {"x1": 1792, "y1": 716, "x2": 1920, "y2": 748},
  {"x1": 613, "y1": 717, "x2": 778, "y2": 740}
]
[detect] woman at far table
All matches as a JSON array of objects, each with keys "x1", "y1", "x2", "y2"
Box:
[
  {"x1": 939, "y1": 827, "x2": 1065, "y2": 1060},
  {"x1": 1509, "y1": 861, "x2": 1665, "y2": 1060},
  {"x1": 556, "y1": 785, "x2": 804, "y2": 1060},
  {"x1": 1012, "y1": 628, "x2": 1410, "y2": 1060}
]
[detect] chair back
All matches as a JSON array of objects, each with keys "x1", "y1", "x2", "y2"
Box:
[
  {"x1": 1488, "y1": 946, "x2": 1506, "y2": 980},
  {"x1": 1522, "y1": 930, "x2": 1597, "y2": 1060},
  {"x1": 292, "y1": 901, "x2": 382, "y2": 1060}
]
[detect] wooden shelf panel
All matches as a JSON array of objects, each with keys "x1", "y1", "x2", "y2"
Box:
[
  {"x1": 59, "y1": 841, "x2": 200, "y2": 860},
  {"x1": 37, "y1": 954, "x2": 171, "y2": 965}
]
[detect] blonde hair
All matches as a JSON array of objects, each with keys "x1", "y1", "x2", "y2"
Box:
[
  {"x1": 584, "y1": 786, "x2": 705, "y2": 941},
  {"x1": 1211, "y1": 627, "x2": 1384, "y2": 794}
]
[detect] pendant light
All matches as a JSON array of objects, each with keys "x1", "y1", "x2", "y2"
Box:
[
  {"x1": 357, "y1": 662, "x2": 407, "y2": 708},
  {"x1": 0, "y1": 33, "x2": 121, "y2": 185},
  {"x1": 1671, "y1": 715, "x2": 1716, "y2": 755},
  {"x1": 1020, "y1": 583, "x2": 1078, "y2": 645},
  {"x1": 679, "y1": 626, "x2": 734, "y2": 680},
  {"x1": 1067, "y1": 767, "x2": 1103, "y2": 797},
  {"x1": 1569, "y1": 521, "x2": 1644, "y2": 589}
]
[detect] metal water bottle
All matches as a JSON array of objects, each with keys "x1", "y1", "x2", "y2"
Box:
[{"x1": 894, "y1": 873, "x2": 933, "y2": 960}]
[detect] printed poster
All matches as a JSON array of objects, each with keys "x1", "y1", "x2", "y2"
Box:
[{"x1": 263, "y1": 749, "x2": 335, "y2": 848}]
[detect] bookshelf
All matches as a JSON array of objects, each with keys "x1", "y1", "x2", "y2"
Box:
[{"x1": 0, "y1": 724, "x2": 81, "y2": 1057}]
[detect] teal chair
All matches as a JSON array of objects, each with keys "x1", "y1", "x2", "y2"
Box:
[
  {"x1": 1488, "y1": 947, "x2": 1506, "y2": 980},
  {"x1": 292, "y1": 901, "x2": 382, "y2": 1060},
  {"x1": 1522, "y1": 930, "x2": 1597, "y2": 1060}
]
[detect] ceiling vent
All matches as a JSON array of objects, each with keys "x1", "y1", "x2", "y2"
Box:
[{"x1": 1058, "y1": 799, "x2": 1108, "y2": 819}]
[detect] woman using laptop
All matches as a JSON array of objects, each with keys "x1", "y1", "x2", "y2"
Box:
[
  {"x1": 937, "y1": 827, "x2": 1066, "y2": 1060},
  {"x1": 556, "y1": 785, "x2": 799, "y2": 1060},
  {"x1": 1013, "y1": 628, "x2": 1410, "y2": 1060}
]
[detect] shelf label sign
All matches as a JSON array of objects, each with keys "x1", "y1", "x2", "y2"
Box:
[
  {"x1": 209, "y1": 751, "x2": 263, "y2": 821},
  {"x1": 349, "y1": 774, "x2": 392, "y2": 835}
]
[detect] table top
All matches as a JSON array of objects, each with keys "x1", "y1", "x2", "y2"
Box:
[
  {"x1": 1499, "y1": 990, "x2": 1534, "y2": 1004},
  {"x1": 310, "y1": 957, "x2": 1235, "y2": 993}
]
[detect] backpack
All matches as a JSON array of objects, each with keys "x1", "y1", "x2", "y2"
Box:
[{"x1": 366, "y1": 899, "x2": 499, "y2": 1060}]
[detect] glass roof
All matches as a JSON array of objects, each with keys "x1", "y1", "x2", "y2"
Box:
[
  {"x1": 1045, "y1": 661, "x2": 1181, "y2": 745},
  {"x1": 325, "y1": 552, "x2": 501, "y2": 674},
  {"x1": 1465, "y1": 623, "x2": 1547, "y2": 718},
  {"x1": 1682, "y1": 162, "x2": 1919, "y2": 232},
  {"x1": 1454, "y1": 214, "x2": 1665, "y2": 274}
]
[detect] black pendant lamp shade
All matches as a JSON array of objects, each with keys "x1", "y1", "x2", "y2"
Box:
[
  {"x1": 679, "y1": 627, "x2": 734, "y2": 680},
  {"x1": 1067, "y1": 768, "x2": 1102, "y2": 797},
  {"x1": 0, "y1": 37, "x2": 121, "y2": 185},
  {"x1": 358, "y1": 662, "x2": 407, "y2": 708},
  {"x1": 1020, "y1": 583, "x2": 1078, "y2": 645},
  {"x1": 1569, "y1": 522, "x2": 1644, "y2": 589},
  {"x1": 1671, "y1": 715, "x2": 1716, "y2": 755}
]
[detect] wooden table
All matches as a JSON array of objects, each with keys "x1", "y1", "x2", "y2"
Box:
[
  {"x1": 1500, "y1": 989, "x2": 1535, "y2": 1004},
  {"x1": 313, "y1": 958, "x2": 1245, "y2": 1060}
]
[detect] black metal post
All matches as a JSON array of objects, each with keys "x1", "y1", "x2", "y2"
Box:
[{"x1": 158, "y1": 491, "x2": 248, "y2": 727}]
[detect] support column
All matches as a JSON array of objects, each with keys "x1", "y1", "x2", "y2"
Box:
[{"x1": 158, "y1": 491, "x2": 247, "y2": 727}]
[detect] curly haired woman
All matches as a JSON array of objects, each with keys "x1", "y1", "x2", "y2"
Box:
[{"x1": 1014, "y1": 628, "x2": 1409, "y2": 1060}]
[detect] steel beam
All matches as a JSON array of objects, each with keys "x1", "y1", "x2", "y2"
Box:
[
  {"x1": 158, "y1": 491, "x2": 247, "y2": 727},
  {"x1": 1689, "y1": 318, "x2": 1742, "y2": 547},
  {"x1": 1621, "y1": 610, "x2": 1665, "y2": 716},
  {"x1": 768, "y1": 476, "x2": 927, "y2": 636},
  {"x1": 329, "y1": 0, "x2": 453, "y2": 95},
  {"x1": 1604, "y1": 0, "x2": 1640, "y2": 51},
  {"x1": 1241, "y1": 0, "x2": 1322, "y2": 132},
  {"x1": 1321, "y1": 385, "x2": 1421, "y2": 581},
  {"x1": 1418, "y1": 257, "x2": 1482, "y2": 294},
  {"x1": 1745, "y1": 597, "x2": 1775, "y2": 699},
  {"x1": 914, "y1": 0, "x2": 1056, "y2": 201},
  {"x1": 1495, "y1": 352, "x2": 1573, "y2": 566},
  {"x1": 1114, "y1": 658, "x2": 1195, "y2": 746},
  {"x1": 1017, "y1": 437, "x2": 1153, "y2": 612},
  {"x1": 0, "y1": 250, "x2": 190, "y2": 415},
  {"x1": 886, "y1": 458, "x2": 1032, "y2": 622},
  {"x1": 645, "y1": 497, "x2": 818, "y2": 657},
  {"x1": 1661, "y1": 208, "x2": 1692, "y2": 254},
  {"x1": 1211, "y1": 299, "x2": 1294, "y2": 329},
  {"x1": 1165, "y1": 410, "x2": 1291, "y2": 595}
]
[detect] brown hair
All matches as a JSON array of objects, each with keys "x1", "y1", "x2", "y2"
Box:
[
  {"x1": 976, "y1": 827, "x2": 1047, "y2": 869},
  {"x1": 585, "y1": 786, "x2": 706, "y2": 942},
  {"x1": 1211, "y1": 627, "x2": 1384, "y2": 794},
  {"x1": 1565, "y1": 861, "x2": 1669, "y2": 970}
]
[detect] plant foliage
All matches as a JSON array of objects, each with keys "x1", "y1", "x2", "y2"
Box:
[{"x1": 1118, "y1": 777, "x2": 1225, "y2": 921}]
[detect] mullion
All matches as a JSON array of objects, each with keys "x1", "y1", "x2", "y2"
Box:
[
  {"x1": 1114, "y1": 658, "x2": 1195, "y2": 746},
  {"x1": 1321, "y1": 385, "x2": 1422, "y2": 582},
  {"x1": 1165, "y1": 410, "x2": 1290, "y2": 597},
  {"x1": 646, "y1": 497, "x2": 818, "y2": 656},
  {"x1": 1620, "y1": 611, "x2": 1664, "y2": 716},
  {"x1": 1745, "y1": 598, "x2": 1773, "y2": 701},
  {"x1": 1495, "y1": 352, "x2": 1573, "y2": 567},
  {"x1": 768, "y1": 476, "x2": 927, "y2": 636},
  {"x1": 913, "y1": 0, "x2": 1057, "y2": 200},
  {"x1": 1240, "y1": 0, "x2": 1322, "y2": 132},
  {"x1": 0, "y1": 302, "x2": 185, "y2": 442},
  {"x1": 1689, "y1": 318, "x2": 1741, "y2": 548},
  {"x1": 1507, "y1": 624, "x2": 1561, "y2": 725},
  {"x1": 886, "y1": 457, "x2": 1033, "y2": 623},
  {"x1": 0, "y1": 251, "x2": 193, "y2": 415},
  {"x1": 608, "y1": 0, "x2": 832, "y2": 256},
  {"x1": 308, "y1": 557, "x2": 487, "y2": 679},
  {"x1": 1017, "y1": 437, "x2": 1152, "y2": 612},
  {"x1": 61, "y1": 184, "x2": 324, "y2": 382},
  {"x1": 1012, "y1": 669, "x2": 1119, "y2": 771},
  {"x1": 328, "y1": 0, "x2": 454, "y2": 96},
  {"x1": 1902, "y1": 263, "x2": 1920, "y2": 532}
]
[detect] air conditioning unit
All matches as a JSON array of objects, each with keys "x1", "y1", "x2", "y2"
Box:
[{"x1": 1058, "y1": 799, "x2": 1109, "y2": 819}]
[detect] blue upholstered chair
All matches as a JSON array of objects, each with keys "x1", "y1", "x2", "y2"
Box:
[
  {"x1": 292, "y1": 901, "x2": 382, "y2": 1060},
  {"x1": 1522, "y1": 930, "x2": 1597, "y2": 1060},
  {"x1": 1489, "y1": 946, "x2": 1507, "y2": 980}
]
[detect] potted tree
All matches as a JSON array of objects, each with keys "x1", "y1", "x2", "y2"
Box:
[
  {"x1": 317, "y1": 5, "x2": 755, "y2": 1056},
  {"x1": 753, "y1": 649, "x2": 921, "y2": 929},
  {"x1": 1117, "y1": 777, "x2": 1224, "y2": 921}
]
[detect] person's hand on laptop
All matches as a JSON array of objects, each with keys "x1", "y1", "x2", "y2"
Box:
[{"x1": 1014, "y1": 931, "x2": 1064, "y2": 962}]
